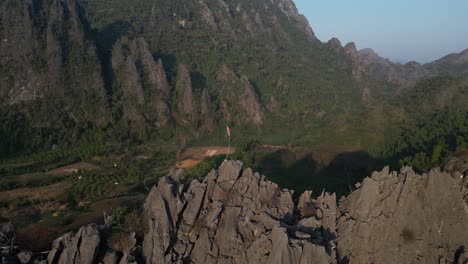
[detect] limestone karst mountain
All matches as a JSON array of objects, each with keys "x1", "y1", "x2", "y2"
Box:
[{"x1": 2, "y1": 0, "x2": 467, "y2": 156}]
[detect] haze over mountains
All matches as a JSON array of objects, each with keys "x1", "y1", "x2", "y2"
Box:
[{"x1": 295, "y1": 0, "x2": 468, "y2": 64}]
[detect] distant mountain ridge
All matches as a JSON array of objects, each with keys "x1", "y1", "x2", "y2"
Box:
[
  {"x1": 325, "y1": 38, "x2": 423, "y2": 89},
  {"x1": 325, "y1": 37, "x2": 468, "y2": 89}
]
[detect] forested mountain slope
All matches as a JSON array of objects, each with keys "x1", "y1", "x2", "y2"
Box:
[{"x1": 0, "y1": 0, "x2": 467, "y2": 159}]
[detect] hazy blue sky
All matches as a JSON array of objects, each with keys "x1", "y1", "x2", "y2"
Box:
[{"x1": 294, "y1": 0, "x2": 468, "y2": 63}]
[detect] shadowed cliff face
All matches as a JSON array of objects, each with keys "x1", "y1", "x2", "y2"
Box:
[
  {"x1": 34, "y1": 160, "x2": 468, "y2": 264},
  {"x1": 0, "y1": 0, "x2": 110, "y2": 124},
  {"x1": 111, "y1": 37, "x2": 171, "y2": 137}
]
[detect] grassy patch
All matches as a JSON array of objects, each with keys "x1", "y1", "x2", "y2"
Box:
[
  {"x1": 0, "y1": 144, "x2": 113, "y2": 176},
  {"x1": 183, "y1": 155, "x2": 225, "y2": 180},
  {"x1": 0, "y1": 173, "x2": 65, "y2": 191}
]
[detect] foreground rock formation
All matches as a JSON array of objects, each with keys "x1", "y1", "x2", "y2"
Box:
[
  {"x1": 143, "y1": 160, "x2": 335, "y2": 264},
  {"x1": 337, "y1": 166, "x2": 468, "y2": 264},
  {"x1": 2, "y1": 160, "x2": 467, "y2": 263}
]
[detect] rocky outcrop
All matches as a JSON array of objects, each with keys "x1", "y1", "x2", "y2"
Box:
[
  {"x1": 200, "y1": 88, "x2": 216, "y2": 131},
  {"x1": 142, "y1": 161, "x2": 335, "y2": 264},
  {"x1": 111, "y1": 37, "x2": 171, "y2": 135},
  {"x1": 2, "y1": 160, "x2": 468, "y2": 263},
  {"x1": 216, "y1": 65, "x2": 264, "y2": 125},
  {"x1": 47, "y1": 224, "x2": 101, "y2": 264},
  {"x1": 175, "y1": 64, "x2": 195, "y2": 123},
  {"x1": 141, "y1": 161, "x2": 468, "y2": 264},
  {"x1": 337, "y1": 166, "x2": 468, "y2": 264},
  {"x1": 325, "y1": 36, "x2": 468, "y2": 90},
  {"x1": 444, "y1": 151, "x2": 468, "y2": 204},
  {"x1": 270, "y1": 0, "x2": 316, "y2": 39},
  {"x1": 327, "y1": 38, "x2": 342, "y2": 52},
  {"x1": 240, "y1": 76, "x2": 263, "y2": 125},
  {"x1": 197, "y1": 0, "x2": 218, "y2": 31},
  {"x1": 356, "y1": 48, "x2": 429, "y2": 88},
  {"x1": 0, "y1": 0, "x2": 110, "y2": 124}
]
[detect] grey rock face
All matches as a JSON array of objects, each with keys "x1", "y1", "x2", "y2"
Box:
[
  {"x1": 111, "y1": 37, "x2": 171, "y2": 135},
  {"x1": 47, "y1": 224, "x2": 101, "y2": 264},
  {"x1": 355, "y1": 48, "x2": 428, "y2": 88},
  {"x1": 3, "y1": 160, "x2": 468, "y2": 264},
  {"x1": 216, "y1": 65, "x2": 264, "y2": 125},
  {"x1": 444, "y1": 152, "x2": 468, "y2": 176},
  {"x1": 0, "y1": 0, "x2": 110, "y2": 125},
  {"x1": 444, "y1": 152, "x2": 468, "y2": 205},
  {"x1": 240, "y1": 76, "x2": 263, "y2": 125},
  {"x1": 200, "y1": 88, "x2": 215, "y2": 131},
  {"x1": 142, "y1": 160, "x2": 336, "y2": 264},
  {"x1": 337, "y1": 167, "x2": 468, "y2": 264},
  {"x1": 141, "y1": 161, "x2": 468, "y2": 264},
  {"x1": 269, "y1": 0, "x2": 316, "y2": 39},
  {"x1": 16, "y1": 251, "x2": 32, "y2": 264},
  {"x1": 197, "y1": 0, "x2": 218, "y2": 31},
  {"x1": 327, "y1": 38, "x2": 342, "y2": 51},
  {"x1": 102, "y1": 252, "x2": 118, "y2": 264},
  {"x1": 175, "y1": 64, "x2": 195, "y2": 123}
]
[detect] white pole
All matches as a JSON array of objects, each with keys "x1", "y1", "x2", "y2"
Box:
[{"x1": 228, "y1": 136, "x2": 231, "y2": 159}]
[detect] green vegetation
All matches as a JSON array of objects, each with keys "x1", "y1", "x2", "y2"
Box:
[
  {"x1": 382, "y1": 108, "x2": 467, "y2": 172},
  {"x1": 381, "y1": 76, "x2": 468, "y2": 171},
  {"x1": 1, "y1": 143, "x2": 112, "y2": 176},
  {"x1": 2, "y1": 0, "x2": 466, "y2": 164},
  {"x1": 0, "y1": 173, "x2": 64, "y2": 192},
  {"x1": 183, "y1": 155, "x2": 225, "y2": 180},
  {"x1": 0, "y1": 142, "x2": 177, "y2": 243}
]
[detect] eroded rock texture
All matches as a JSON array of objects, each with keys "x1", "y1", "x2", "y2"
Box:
[
  {"x1": 142, "y1": 160, "x2": 336, "y2": 264},
  {"x1": 5, "y1": 160, "x2": 467, "y2": 264},
  {"x1": 141, "y1": 161, "x2": 468, "y2": 264},
  {"x1": 444, "y1": 152, "x2": 468, "y2": 204},
  {"x1": 47, "y1": 224, "x2": 101, "y2": 264},
  {"x1": 337, "y1": 166, "x2": 468, "y2": 264}
]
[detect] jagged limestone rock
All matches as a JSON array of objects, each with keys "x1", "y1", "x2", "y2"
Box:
[
  {"x1": 11, "y1": 160, "x2": 467, "y2": 264},
  {"x1": 111, "y1": 37, "x2": 172, "y2": 136},
  {"x1": 337, "y1": 167, "x2": 468, "y2": 264},
  {"x1": 47, "y1": 224, "x2": 101, "y2": 264},
  {"x1": 216, "y1": 65, "x2": 264, "y2": 125},
  {"x1": 175, "y1": 64, "x2": 195, "y2": 123},
  {"x1": 142, "y1": 160, "x2": 335, "y2": 264}
]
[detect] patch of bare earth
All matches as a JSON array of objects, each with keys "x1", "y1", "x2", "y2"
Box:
[{"x1": 176, "y1": 146, "x2": 235, "y2": 168}]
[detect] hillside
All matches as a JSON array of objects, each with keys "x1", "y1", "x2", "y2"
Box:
[
  {"x1": 0, "y1": 0, "x2": 406, "y2": 156},
  {"x1": 1, "y1": 0, "x2": 468, "y2": 159},
  {"x1": 426, "y1": 48, "x2": 468, "y2": 77}
]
